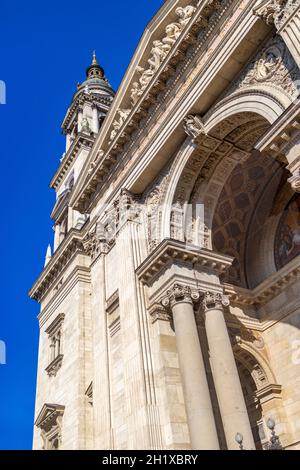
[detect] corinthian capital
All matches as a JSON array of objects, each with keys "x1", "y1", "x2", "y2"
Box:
[
  {"x1": 202, "y1": 291, "x2": 230, "y2": 311},
  {"x1": 162, "y1": 283, "x2": 200, "y2": 309},
  {"x1": 254, "y1": 0, "x2": 300, "y2": 29}
]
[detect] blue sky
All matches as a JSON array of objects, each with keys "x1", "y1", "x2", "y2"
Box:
[{"x1": 0, "y1": 0, "x2": 164, "y2": 450}]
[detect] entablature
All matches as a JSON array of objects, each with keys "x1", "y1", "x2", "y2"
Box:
[
  {"x1": 225, "y1": 254, "x2": 300, "y2": 306},
  {"x1": 29, "y1": 229, "x2": 88, "y2": 302}
]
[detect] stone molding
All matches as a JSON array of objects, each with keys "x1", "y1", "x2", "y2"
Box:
[
  {"x1": 106, "y1": 290, "x2": 119, "y2": 315},
  {"x1": 29, "y1": 230, "x2": 87, "y2": 302},
  {"x1": 137, "y1": 238, "x2": 233, "y2": 286},
  {"x1": 45, "y1": 313, "x2": 65, "y2": 336},
  {"x1": 35, "y1": 403, "x2": 65, "y2": 429},
  {"x1": 161, "y1": 283, "x2": 200, "y2": 309},
  {"x1": 202, "y1": 291, "x2": 230, "y2": 311},
  {"x1": 255, "y1": 100, "x2": 300, "y2": 156},
  {"x1": 255, "y1": 100, "x2": 300, "y2": 190},
  {"x1": 45, "y1": 354, "x2": 64, "y2": 378},
  {"x1": 225, "y1": 254, "x2": 300, "y2": 306}
]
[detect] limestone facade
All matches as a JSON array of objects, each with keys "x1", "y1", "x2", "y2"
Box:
[{"x1": 30, "y1": 0, "x2": 300, "y2": 450}]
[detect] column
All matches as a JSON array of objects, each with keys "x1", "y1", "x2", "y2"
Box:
[
  {"x1": 90, "y1": 245, "x2": 113, "y2": 449},
  {"x1": 278, "y1": 5, "x2": 300, "y2": 69},
  {"x1": 162, "y1": 284, "x2": 220, "y2": 450},
  {"x1": 203, "y1": 292, "x2": 255, "y2": 450},
  {"x1": 92, "y1": 106, "x2": 99, "y2": 134}
]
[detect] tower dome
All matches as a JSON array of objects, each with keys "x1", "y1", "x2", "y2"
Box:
[{"x1": 75, "y1": 51, "x2": 115, "y2": 99}]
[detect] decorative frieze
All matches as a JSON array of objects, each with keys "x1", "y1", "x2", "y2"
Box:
[{"x1": 130, "y1": 5, "x2": 197, "y2": 106}]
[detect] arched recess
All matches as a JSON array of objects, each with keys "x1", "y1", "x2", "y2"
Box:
[
  {"x1": 159, "y1": 89, "x2": 286, "y2": 250},
  {"x1": 232, "y1": 340, "x2": 283, "y2": 450}
]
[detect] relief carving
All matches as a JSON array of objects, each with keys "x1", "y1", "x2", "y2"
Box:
[
  {"x1": 237, "y1": 37, "x2": 300, "y2": 99},
  {"x1": 130, "y1": 5, "x2": 197, "y2": 105}
]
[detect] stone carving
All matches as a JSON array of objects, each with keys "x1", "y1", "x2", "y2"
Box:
[
  {"x1": 81, "y1": 117, "x2": 91, "y2": 134},
  {"x1": 148, "y1": 40, "x2": 170, "y2": 72},
  {"x1": 288, "y1": 169, "x2": 300, "y2": 192},
  {"x1": 130, "y1": 5, "x2": 196, "y2": 105},
  {"x1": 183, "y1": 114, "x2": 206, "y2": 140},
  {"x1": 254, "y1": 0, "x2": 300, "y2": 29},
  {"x1": 162, "y1": 283, "x2": 200, "y2": 309},
  {"x1": 176, "y1": 5, "x2": 197, "y2": 27},
  {"x1": 202, "y1": 291, "x2": 230, "y2": 311},
  {"x1": 148, "y1": 302, "x2": 170, "y2": 323},
  {"x1": 109, "y1": 109, "x2": 131, "y2": 142},
  {"x1": 236, "y1": 37, "x2": 300, "y2": 99},
  {"x1": 83, "y1": 222, "x2": 109, "y2": 260},
  {"x1": 87, "y1": 149, "x2": 104, "y2": 175}
]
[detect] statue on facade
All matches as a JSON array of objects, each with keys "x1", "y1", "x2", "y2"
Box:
[
  {"x1": 183, "y1": 114, "x2": 205, "y2": 139},
  {"x1": 162, "y1": 22, "x2": 182, "y2": 47},
  {"x1": 148, "y1": 40, "x2": 170, "y2": 71},
  {"x1": 81, "y1": 117, "x2": 91, "y2": 134},
  {"x1": 175, "y1": 5, "x2": 197, "y2": 28}
]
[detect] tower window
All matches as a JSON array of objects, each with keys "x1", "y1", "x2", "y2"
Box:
[{"x1": 45, "y1": 313, "x2": 65, "y2": 377}]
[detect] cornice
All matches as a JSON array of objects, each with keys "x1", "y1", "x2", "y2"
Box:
[
  {"x1": 137, "y1": 238, "x2": 233, "y2": 286},
  {"x1": 29, "y1": 229, "x2": 88, "y2": 303},
  {"x1": 50, "y1": 133, "x2": 95, "y2": 190},
  {"x1": 70, "y1": 0, "x2": 238, "y2": 213},
  {"x1": 45, "y1": 313, "x2": 65, "y2": 335},
  {"x1": 225, "y1": 255, "x2": 300, "y2": 306},
  {"x1": 254, "y1": 100, "x2": 300, "y2": 159}
]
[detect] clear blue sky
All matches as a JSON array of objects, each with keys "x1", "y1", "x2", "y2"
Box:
[{"x1": 0, "y1": 0, "x2": 164, "y2": 450}]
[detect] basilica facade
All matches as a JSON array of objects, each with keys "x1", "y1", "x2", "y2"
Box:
[{"x1": 30, "y1": 0, "x2": 300, "y2": 450}]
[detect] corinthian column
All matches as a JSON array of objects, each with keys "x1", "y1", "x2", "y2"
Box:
[
  {"x1": 162, "y1": 284, "x2": 220, "y2": 450},
  {"x1": 203, "y1": 292, "x2": 255, "y2": 450}
]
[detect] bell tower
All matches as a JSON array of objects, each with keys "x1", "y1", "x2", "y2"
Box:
[{"x1": 48, "y1": 53, "x2": 114, "y2": 255}]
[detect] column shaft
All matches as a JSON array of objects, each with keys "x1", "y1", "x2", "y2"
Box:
[
  {"x1": 166, "y1": 288, "x2": 219, "y2": 450},
  {"x1": 204, "y1": 294, "x2": 255, "y2": 450}
]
